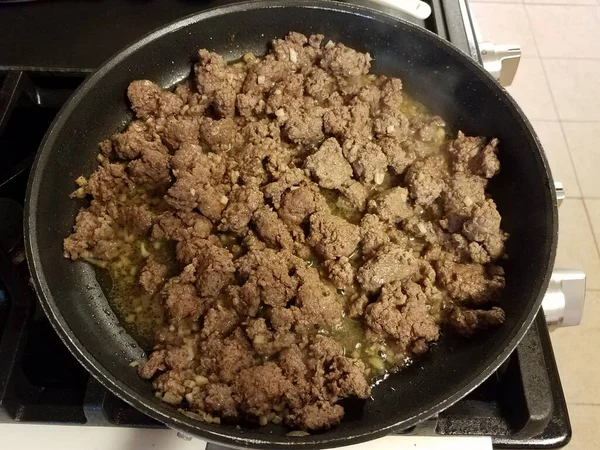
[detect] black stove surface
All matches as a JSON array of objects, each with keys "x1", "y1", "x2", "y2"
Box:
[{"x1": 0, "y1": 1, "x2": 570, "y2": 448}]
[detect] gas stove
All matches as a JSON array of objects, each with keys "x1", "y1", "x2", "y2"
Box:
[{"x1": 0, "y1": 1, "x2": 585, "y2": 449}]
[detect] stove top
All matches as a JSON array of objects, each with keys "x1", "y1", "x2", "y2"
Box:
[{"x1": 0, "y1": 1, "x2": 571, "y2": 448}]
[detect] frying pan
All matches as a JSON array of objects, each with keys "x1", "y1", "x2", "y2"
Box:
[{"x1": 24, "y1": 0, "x2": 557, "y2": 448}]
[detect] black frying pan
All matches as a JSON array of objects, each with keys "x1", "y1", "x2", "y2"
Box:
[{"x1": 24, "y1": 1, "x2": 557, "y2": 448}]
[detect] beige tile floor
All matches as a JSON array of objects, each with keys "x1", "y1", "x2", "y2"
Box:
[{"x1": 469, "y1": 0, "x2": 600, "y2": 448}]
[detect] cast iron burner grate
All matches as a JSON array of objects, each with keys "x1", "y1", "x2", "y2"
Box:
[{"x1": 0, "y1": 0, "x2": 571, "y2": 448}]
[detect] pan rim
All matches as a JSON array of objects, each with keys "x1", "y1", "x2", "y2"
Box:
[{"x1": 24, "y1": 0, "x2": 558, "y2": 448}]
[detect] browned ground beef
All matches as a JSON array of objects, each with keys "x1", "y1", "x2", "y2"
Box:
[{"x1": 64, "y1": 32, "x2": 508, "y2": 431}]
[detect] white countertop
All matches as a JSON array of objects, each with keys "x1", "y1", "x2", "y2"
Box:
[{"x1": 1, "y1": 424, "x2": 493, "y2": 450}]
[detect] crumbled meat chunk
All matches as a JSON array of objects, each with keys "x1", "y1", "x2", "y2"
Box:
[
  {"x1": 292, "y1": 276, "x2": 343, "y2": 331},
  {"x1": 199, "y1": 117, "x2": 243, "y2": 153},
  {"x1": 111, "y1": 121, "x2": 167, "y2": 160},
  {"x1": 266, "y1": 72, "x2": 304, "y2": 113},
  {"x1": 270, "y1": 306, "x2": 296, "y2": 334},
  {"x1": 360, "y1": 214, "x2": 391, "y2": 257},
  {"x1": 161, "y1": 264, "x2": 201, "y2": 320},
  {"x1": 164, "y1": 346, "x2": 194, "y2": 371},
  {"x1": 86, "y1": 163, "x2": 131, "y2": 203},
  {"x1": 368, "y1": 187, "x2": 413, "y2": 223},
  {"x1": 378, "y1": 136, "x2": 416, "y2": 174},
  {"x1": 449, "y1": 306, "x2": 506, "y2": 337},
  {"x1": 252, "y1": 207, "x2": 294, "y2": 250},
  {"x1": 462, "y1": 199, "x2": 507, "y2": 260},
  {"x1": 152, "y1": 210, "x2": 212, "y2": 242},
  {"x1": 197, "y1": 328, "x2": 254, "y2": 383},
  {"x1": 373, "y1": 112, "x2": 410, "y2": 140},
  {"x1": 404, "y1": 155, "x2": 446, "y2": 205},
  {"x1": 127, "y1": 148, "x2": 171, "y2": 189},
  {"x1": 236, "y1": 92, "x2": 263, "y2": 118},
  {"x1": 320, "y1": 42, "x2": 371, "y2": 78},
  {"x1": 365, "y1": 281, "x2": 439, "y2": 352},
  {"x1": 284, "y1": 111, "x2": 324, "y2": 145},
  {"x1": 164, "y1": 174, "x2": 198, "y2": 212},
  {"x1": 127, "y1": 80, "x2": 183, "y2": 119},
  {"x1": 172, "y1": 82, "x2": 210, "y2": 117},
  {"x1": 449, "y1": 132, "x2": 501, "y2": 178},
  {"x1": 196, "y1": 49, "x2": 245, "y2": 118},
  {"x1": 63, "y1": 208, "x2": 121, "y2": 261},
  {"x1": 139, "y1": 259, "x2": 168, "y2": 294},
  {"x1": 305, "y1": 67, "x2": 336, "y2": 102},
  {"x1": 195, "y1": 244, "x2": 235, "y2": 298},
  {"x1": 324, "y1": 104, "x2": 372, "y2": 140},
  {"x1": 235, "y1": 138, "x2": 290, "y2": 187},
  {"x1": 380, "y1": 77, "x2": 404, "y2": 111},
  {"x1": 339, "y1": 180, "x2": 368, "y2": 212},
  {"x1": 138, "y1": 350, "x2": 166, "y2": 380},
  {"x1": 195, "y1": 184, "x2": 227, "y2": 221},
  {"x1": 233, "y1": 249, "x2": 300, "y2": 312},
  {"x1": 357, "y1": 245, "x2": 420, "y2": 293},
  {"x1": 204, "y1": 383, "x2": 238, "y2": 419},
  {"x1": 160, "y1": 116, "x2": 200, "y2": 150},
  {"x1": 219, "y1": 186, "x2": 264, "y2": 234},
  {"x1": 325, "y1": 256, "x2": 355, "y2": 289},
  {"x1": 354, "y1": 84, "x2": 382, "y2": 114},
  {"x1": 287, "y1": 401, "x2": 344, "y2": 430},
  {"x1": 326, "y1": 356, "x2": 371, "y2": 399},
  {"x1": 262, "y1": 168, "x2": 307, "y2": 208},
  {"x1": 436, "y1": 260, "x2": 505, "y2": 304},
  {"x1": 347, "y1": 294, "x2": 369, "y2": 318},
  {"x1": 271, "y1": 32, "x2": 321, "y2": 71},
  {"x1": 308, "y1": 211, "x2": 360, "y2": 260},
  {"x1": 234, "y1": 363, "x2": 287, "y2": 416},
  {"x1": 245, "y1": 318, "x2": 296, "y2": 357},
  {"x1": 279, "y1": 345, "x2": 307, "y2": 380},
  {"x1": 240, "y1": 118, "x2": 276, "y2": 142},
  {"x1": 278, "y1": 183, "x2": 327, "y2": 226},
  {"x1": 201, "y1": 306, "x2": 239, "y2": 338},
  {"x1": 468, "y1": 241, "x2": 492, "y2": 264},
  {"x1": 243, "y1": 54, "x2": 293, "y2": 96},
  {"x1": 309, "y1": 335, "x2": 344, "y2": 362},
  {"x1": 342, "y1": 139, "x2": 388, "y2": 183},
  {"x1": 412, "y1": 115, "x2": 445, "y2": 142},
  {"x1": 441, "y1": 173, "x2": 488, "y2": 233},
  {"x1": 175, "y1": 236, "x2": 224, "y2": 265},
  {"x1": 118, "y1": 203, "x2": 155, "y2": 234},
  {"x1": 305, "y1": 138, "x2": 353, "y2": 190},
  {"x1": 171, "y1": 144, "x2": 226, "y2": 184},
  {"x1": 477, "y1": 140, "x2": 501, "y2": 178}
]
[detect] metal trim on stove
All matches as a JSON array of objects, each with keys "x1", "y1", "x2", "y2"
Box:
[{"x1": 457, "y1": 0, "x2": 481, "y2": 62}]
